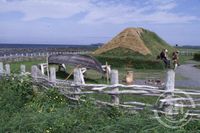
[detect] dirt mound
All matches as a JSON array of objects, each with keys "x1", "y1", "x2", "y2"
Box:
[{"x1": 94, "y1": 28, "x2": 151, "y2": 55}]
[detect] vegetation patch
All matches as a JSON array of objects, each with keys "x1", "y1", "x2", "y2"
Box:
[
  {"x1": 95, "y1": 54, "x2": 165, "y2": 69},
  {"x1": 194, "y1": 53, "x2": 200, "y2": 61},
  {"x1": 1, "y1": 76, "x2": 200, "y2": 132}
]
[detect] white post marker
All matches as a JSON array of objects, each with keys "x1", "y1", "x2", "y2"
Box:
[
  {"x1": 50, "y1": 67, "x2": 56, "y2": 83},
  {"x1": 111, "y1": 70, "x2": 119, "y2": 105},
  {"x1": 73, "y1": 68, "x2": 85, "y2": 100},
  {"x1": 0, "y1": 62, "x2": 3, "y2": 76},
  {"x1": 20, "y1": 65, "x2": 26, "y2": 75},
  {"x1": 5, "y1": 64, "x2": 10, "y2": 76},
  {"x1": 164, "y1": 69, "x2": 175, "y2": 113},
  {"x1": 31, "y1": 65, "x2": 38, "y2": 79}
]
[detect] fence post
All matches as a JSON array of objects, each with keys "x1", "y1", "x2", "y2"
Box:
[
  {"x1": 74, "y1": 68, "x2": 85, "y2": 84},
  {"x1": 50, "y1": 67, "x2": 56, "y2": 83},
  {"x1": 73, "y1": 68, "x2": 84, "y2": 100},
  {"x1": 163, "y1": 69, "x2": 175, "y2": 113},
  {"x1": 0, "y1": 62, "x2": 3, "y2": 76},
  {"x1": 31, "y1": 65, "x2": 38, "y2": 79},
  {"x1": 20, "y1": 65, "x2": 26, "y2": 75},
  {"x1": 5, "y1": 64, "x2": 10, "y2": 76},
  {"x1": 111, "y1": 70, "x2": 119, "y2": 105}
]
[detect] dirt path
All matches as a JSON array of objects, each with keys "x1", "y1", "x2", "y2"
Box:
[{"x1": 175, "y1": 61, "x2": 200, "y2": 88}]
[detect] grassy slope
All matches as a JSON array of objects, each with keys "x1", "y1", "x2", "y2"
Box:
[{"x1": 141, "y1": 29, "x2": 175, "y2": 57}]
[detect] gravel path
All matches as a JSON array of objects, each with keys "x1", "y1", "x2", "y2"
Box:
[{"x1": 175, "y1": 61, "x2": 200, "y2": 88}]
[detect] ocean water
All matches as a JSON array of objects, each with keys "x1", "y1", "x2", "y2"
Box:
[{"x1": 0, "y1": 44, "x2": 92, "y2": 48}]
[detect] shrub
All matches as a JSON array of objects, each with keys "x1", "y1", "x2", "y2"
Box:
[{"x1": 194, "y1": 53, "x2": 200, "y2": 61}]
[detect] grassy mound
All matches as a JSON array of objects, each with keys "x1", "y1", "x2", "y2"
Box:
[{"x1": 93, "y1": 28, "x2": 175, "y2": 69}]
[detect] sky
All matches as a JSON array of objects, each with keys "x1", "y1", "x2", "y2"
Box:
[{"x1": 0, "y1": 0, "x2": 200, "y2": 46}]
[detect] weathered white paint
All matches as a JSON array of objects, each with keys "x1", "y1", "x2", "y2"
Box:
[
  {"x1": 164, "y1": 69, "x2": 175, "y2": 113},
  {"x1": 5, "y1": 64, "x2": 10, "y2": 76},
  {"x1": 31, "y1": 65, "x2": 38, "y2": 79},
  {"x1": 0, "y1": 62, "x2": 3, "y2": 76},
  {"x1": 165, "y1": 70, "x2": 175, "y2": 92},
  {"x1": 20, "y1": 65, "x2": 26, "y2": 74},
  {"x1": 74, "y1": 68, "x2": 85, "y2": 84},
  {"x1": 111, "y1": 70, "x2": 119, "y2": 105},
  {"x1": 50, "y1": 67, "x2": 56, "y2": 83}
]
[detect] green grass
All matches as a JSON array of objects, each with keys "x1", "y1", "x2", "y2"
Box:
[
  {"x1": 1, "y1": 76, "x2": 200, "y2": 132},
  {"x1": 95, "y1": 54, "x2": 166, "y2": 70},
  {"x1": 10, "y1": 60, "x2": 45, "y2": 73},
  {"x1": 141, "y1": 29, "x2": 175, "y2": 56}
]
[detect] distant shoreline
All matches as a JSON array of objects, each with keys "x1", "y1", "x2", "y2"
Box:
[{"x1": 0, "y1": 44, "x2": 94, "y2": 48}]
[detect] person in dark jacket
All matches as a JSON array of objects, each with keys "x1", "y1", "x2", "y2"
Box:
[{"x1": 160, "y1": 49, "x2": 170, "y2": 68}]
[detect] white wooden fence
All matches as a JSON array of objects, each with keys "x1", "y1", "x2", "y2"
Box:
[
  {"x1": 0, "y1": 51, "x2": 90, "y2": 58},
  {"x1": 0, "y1": 62, "x2": 200, "y2": 117}
]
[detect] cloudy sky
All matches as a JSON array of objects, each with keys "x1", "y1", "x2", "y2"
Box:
[{"x1": 0, "y1": 0, "x2": 200, "y2": 45}]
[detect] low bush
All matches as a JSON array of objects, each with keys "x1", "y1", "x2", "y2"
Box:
[{"x1": 194, "y1": 53, "x2": 200, "y2": 61}]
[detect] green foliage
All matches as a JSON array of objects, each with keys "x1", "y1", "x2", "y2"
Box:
[
  {"x1": 194, "y1": 53, "x2": 200, "y2": 61},
  {"x1": 141, "y1": 29, "x2": 175, "y2": 57},
  {"x1": 1, "y1": 77, "x2": 200, "y2": 133}
]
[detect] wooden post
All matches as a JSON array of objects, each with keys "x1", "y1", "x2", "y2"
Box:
[
  {"x1": 163, "y1": 69, "x2": 175, "y2": 113},
  {"x1": 0, "y1": 62, "x2": 3, "y2": 76},
  {"x1": 31, "y1": 65, "x2": 38, "y2": 79},
  {"x1": 20, "y1": 65, "x2": 26, "y2": 75},
  {"x1": 125, "y1": 71, "x2": 134, "y2": 85},
  {"x1": 46, "y1": 53, "x2": 49, "y2": 80},
  {"x1": 74, "y1": 68, "x2": 85, "y2": 84},
  {"x1": 0, "y1": 62, "x2": 4, "y2": 76},
  {"x1": 50, "y1": 67, "x2": 56, "y2": 83},
  {"x1": 73, "y1": 68, "x2": 84, "y2": 100},
  {"x1": 5, "y1": 64, "x2": 10, "y2": 76},
  {"x1": 111, "y1": 70, "x2": 119, "y2": 105}
]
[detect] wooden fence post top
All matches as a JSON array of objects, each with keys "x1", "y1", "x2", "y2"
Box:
[
  {"x1": 110, "y1": 69, "x2": 119, "y2": 105},
  {"x1": 50, "y1": 67, "x2": 56, "y2": 83},
  {"x1": 31, "y1": 65, "x2": 38, "y2": 79},
  {"x1": 111, "y1": 70, "x2": 119, "y2": 85},
  {"x1": 165, "y1": 69, "x2": 175, "y2": 92},
  {"x1": 74, "y1": 68, "x2": 85, "y2": 84},
  {"x1": 5, "y1": 64, "x2": 10, "y2": 76},
  {"x1": 0, "y1": 62, "x2": 3, "y2": 73},
  {"x1": 20, "y1": 65, "x2": 26, "y2": 74}
]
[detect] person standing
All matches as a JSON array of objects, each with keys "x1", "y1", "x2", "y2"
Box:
[
  {"x1": 160, "y1": 49, "x2": 170, "y2": 68},
  {"x1": 172, "y1": 50, "x2": 180, "y2": 69}
]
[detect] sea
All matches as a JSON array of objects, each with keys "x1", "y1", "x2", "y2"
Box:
[{"x1": 0, "y1": 44, "x2": 95, "y2": 49}]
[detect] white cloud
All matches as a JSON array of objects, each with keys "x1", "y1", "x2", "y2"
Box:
[
  {"x1": 0, "y1": 0, "x2": 91, "y2": 20},
  {"x1": 0, "y1": 0, "x2": 198, "y2": 24}
]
